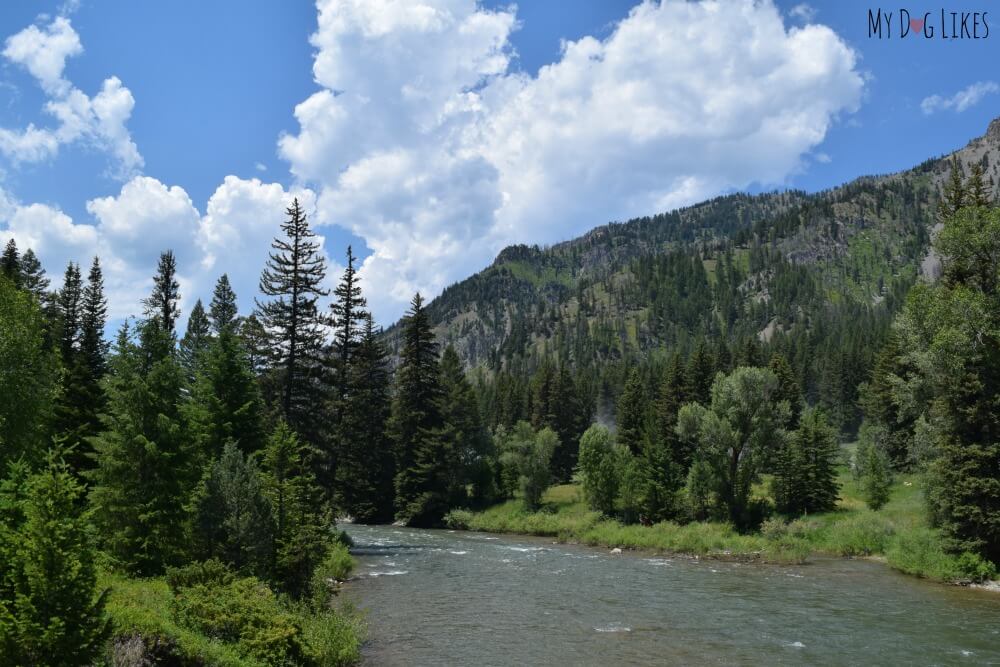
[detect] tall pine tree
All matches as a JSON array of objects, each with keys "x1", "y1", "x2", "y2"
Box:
[{"x1": 143, "y1": 250, "x2": 181, "y2": 334}]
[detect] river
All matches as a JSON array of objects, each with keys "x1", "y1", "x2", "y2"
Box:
[{"x1": 341, "y1": 524, "x2": 1000, "y2": 666}]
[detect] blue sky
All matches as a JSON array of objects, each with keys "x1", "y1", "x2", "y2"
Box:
[{"x1": 1, "y1": 0, "x2": 998, "y2": 328}]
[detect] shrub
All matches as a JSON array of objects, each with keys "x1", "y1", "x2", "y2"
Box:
[
  {"x1": 444, "y1": 509, "x2": 473, "y2": 529},
  {"x1": 311, "y1": 543, "x2": 354, "y2": 610},
  {"x1": 825, "y1": 513, "x2": 894, "y2": 557}
]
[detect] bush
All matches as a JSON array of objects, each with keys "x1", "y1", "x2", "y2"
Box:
[
  {"x1": 165, "y1": 558, "x2": 233, "y2": 593},
  {"x1": 300, "y1": 604, "x2": 363, "y2": 666},
  {"x1": 825, "y1": 513, "x2": 894, "y2": 557},
  {"x1": 955, "y1": 552, "x2": 997, "y2": 583},
  {"x1": 444, "y1": 509, "x2": 473, "y2": 529},
  {"x1": 310, "y1": 543, "x2": 354, "y2": 610}
]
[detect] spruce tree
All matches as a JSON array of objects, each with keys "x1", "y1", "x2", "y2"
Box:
[
  {"x1": 773, "y1": 408, "x2": 839, "y2": 515},
  {"x1": 616, "y1": 368, "x2": 646, "y2": 455},
  {"x1": 439, "y1": 345, "x2": 488, "y2": 508},
  {"x1": 967, "y1": 163, "x2": 990, "y2": 207},
  {"x1": 768, "y1": 353, "x2": 802, "y2": 425},
  {"x1": 88, "y1": 320, "x2": 192, "y2": 574},
  {"x1": 938, "y1": 156, "x2": 966, "y2": 221},
  {"x1": 79, "y1": 257, "x2": 108, "y2": 382},
  {"x1": 56, "y1": 262, "x2": 83, "y2": 363},
  {"x1": 685, "y1": 340, "x2": 715, "y2": 405},
  {"x1": 391, "y1": 293, "x2": 450, "y2": 526},
  {"x1": 256, "y1": 199, "x2": 329, "y2": 443},
  {"x1": 335, "y1": 315, "x2": 394, "y2": 522},
  {"x1": 143, "y1": 250, "x2": 181, "y2": 334},
  {"x1": 209, "y1": 273, "x2": 239, "y2": 334},
  {"x1": 0, "y1": 452, "x2": 109, "y2": 664},
  {"x1": 861, "y1": 442, "x2": 892, "y2": 511},
  {"x1": 179, "y1": 299, "x2": 211, "y2": 380},
  {"x1": 19, "y1": 249, "x2": 49, "y2": 302},
  {"x1": 190, "y1": 442, "x2": 274, "y2": 574},
  {"x1": 260, "y1": 421, "x2": 333, "y2": 597},
  {"x1": 239, "y1": 314, "x2": 270, "y2": 377},
  {"x1": 1, "y1": 239, "x2": 19, "y2": 286}
]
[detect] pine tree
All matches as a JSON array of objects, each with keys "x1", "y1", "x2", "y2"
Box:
[
  {"x1": 56, "y1": 262, "x2": 83, "y2": 363},
  {"x1": 1, "y1": 239, "x2": 19, "y2": 286},
  {"x1": 773, "y1": 408, "x2": 839, "y2": 515},
  {"x1": 685, "y1": 340, "x2": 715, "y2": 405},
  {"x1": 0, "y1": 452, "x2": 109, "y2": 664},
  {"x1": 938, "y1": 156, "x2": 966, "y2": 221},
  {"x1": 967, "y1": 163, "x2": 990, "y2": 207},
  {"x1": 88, "y1": 320, "x2": 192, "y2": 574},
  {"x1": 260, "y1": 421, "x2": 333, "y2": 597},
  {"x1": 239, "y1": 314, "x2": 270, "y2": 377},
  {"x1": 209, "y1": 273, "x2": 239, "y2": 334},
  {"x1": 179, "y1": 299, "x2": 211, "y2": 380},
  {"x1": 861, "y1": 442, "x2": 892, "y2": 511},
  {"x1": 768, "y1": 353, "x2": 802, "y2": 425},
  {"x1": 79, "y1": 257, "x2": 108, "y2": 382},
  {"x1": 616, "y1": 368, "x2": 646, "y2": 455},
  {"x1": 19, "y1": 249, "x2": 49, "y2": 304},
  {"x1": 335, "y1": 315, "x2": 394, "y2": 522},
  {"x1": 143, "y1": 250, "x2": 181, "y2": 334},
  {"x1": 190, "y1": 442, "x2": 274, "y2": 574},
  {"x1": 256, "y1": 199, "x2": 329, "y2": 443},
  {"x1": 391, "y1": 293, "x2": 450, "y2": 526},
  {"x1": 439, "y1": 345, "x2": 488, "y2": 508}
]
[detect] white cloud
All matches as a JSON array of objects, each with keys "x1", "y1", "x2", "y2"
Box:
[
  {"x1": 280, "y1": 0, "x2": 863, "y2": 322},
  {"x1": 789, "y1": 3, "x2": 817, "y2": 22},
  {"x1": 921, "y1": 81, "x2": 999, "y2": 115},
  {"x1": 0, "y1": 17, "x2": 143, "y2": 177}
]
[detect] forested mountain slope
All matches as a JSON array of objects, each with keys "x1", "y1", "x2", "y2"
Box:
[{"x1": 384, "y1": 117, "x2": 1000, "y2": 431}]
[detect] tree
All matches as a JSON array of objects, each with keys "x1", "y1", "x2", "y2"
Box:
[
  {"x1": 18, "y1": 250, "x2": 49, "y2": 303},
  {"x1": 391, "y1": 293, "x2": 452, "y2": 526},
  {"x1": 938, "y1": 156, "x2": 966, "y2": 221},
  {"x1": 0, "y1": 240, "x2": 19, "y2": 286},
  {"x1": 967, "y1": 163, "x2": 990, "y2": 208},
  {"x1": 439, "y1": 345, "x2": 490, "y2": 508},
  {"x1": 676, "y1": 367, "x2": 789, "y2": 529},
  {"x1": 616, "y1": 368, "x2": 646, "y2": 455},
  {"x1": 334, "y1": 316, "x2": 394, "y2": 522},
  {"x1": 56, "y1": 263, "x2": 83, "y2": 363},
  {"x1": 88, "y1": 320, "x2": 192, "y2": 574},
  {"x1": 209, "y1": 273, "x2": 239, "y2": 334},
  {"x1": 773, "y1": 408, "x2": 840, "y2": 515},
  {"x1": 0, "y1": 452, "x2": 109, "y2": 665},
  {"x1": 179, "y1": 299, "x2": 211, "y2": 380},
  {"x1": 768, "y1": 353, "x2": 802, "y2": 426},
  {"x1": 499, "y1": 422, "x2": 556, "y2": 510},
  {"x1": 79, "y1": 257, "x2": 108, "y2": 382},
  {"x1": 256, "y1": 199, "x2": 328, "y2": 443},
  {"x1": 143, "y1": 250, "x2": 181, "y2": 334},
  {"x1": 577, "y1": 424, "x2": 619, "y2": 515},
  {"x1": 685, "y1": 340, "x2": 715, "y2": 405},
  {"x1": 239, "y1": 314, "x2": 270, "y2": 377},
  {"x1": 260, "y1": 422, "x2": 333, "y2": 597},
  {"x1": 0, "y1": 276, "x2": 57, "y2": 468},
  {"x1": 859, "y1": 442, "x2": 892, "y2": 511},
  {"x1": 190, "y1": 443, "x2": 274, "y2": 575}
]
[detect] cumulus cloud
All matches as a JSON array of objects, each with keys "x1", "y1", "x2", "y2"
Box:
[
  {"x1": 789, "y1": 3, "x2": 817, "y2": 22},
  {"x1": 921, "y1": 81, "x2": 999, "y2": 115},
  {"x1": 0, "y1": 17, "x2": 143, "y2": 177},
  {"x1": 280, "y1": 0, "x2": 863, "y2": 322}
]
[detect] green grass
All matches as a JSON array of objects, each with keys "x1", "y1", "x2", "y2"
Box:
[{"x1": 448, "y1": 467, "x2": 992, "y2": 583}]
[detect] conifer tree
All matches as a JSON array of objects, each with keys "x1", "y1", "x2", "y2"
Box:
[
  {"x1": 89, "y1": 320, "x2": 192, "y2": 574},
  {"x1": 239, "y1": 314, "x2": 270, "y2": 377},
  {"x1": 0, "y1": 452, "x2": 109, "y2": 664},
  {"x1": 967, "y1": 163, "x2": 990, "y2": 207},
  {"x1": 209, "y1": 273, "x2": 239, "y2": 333},
  {"x1": 616, "y1": 368, "x2": 646, "y2": 455},
  {"x1": 79, "y1": 257, "x2": 108, "y2": 382},
  {"x1": 860, "y1": 442, "x2": 892, "y2": 511},
  {"x1": 143, "y1": 250, "x2": 181, "y2": 334},
  {"x1": 439, "y1": 345, "x2": 489, "y2": 508},
  {"x1": 938, "y1": 156, "x2": 966, "y2": 221},
  {"x1": 179, "y1": 299, "x2": 211, "y2": 380},
  {"x1": 256, "y1": 199, "x2": 328, "y2": 443},
  {"x1": 391, "y1": 293, "x2": 450, "y2": 526},
  {"x1": 190, "y1": 442, "x2": 274, "y2": 574},
  {"x1": 773, "y1": 408, "x2": 839, "y2": 515},
  {"x1": 260, "y1": 421, "x2": 333, "y2": 597},
  {"x1": 56, "y1": 262, "x2": 83, "y2": 363},
  {"x1": 768, "y1": 353, "x2": 802, "y2": 425},
  {"x1": 685, "y1": 340, "x2": 715, "y2": 405},
  {"x1": 19, "y1": 249, "x2": 49, "y2": 302},
  {"x1": 335, "y1": 315, "x2": 394, "y2": 522},
  {"x1": 1, "y1": 239, "x2": 19, "y2": 286}
]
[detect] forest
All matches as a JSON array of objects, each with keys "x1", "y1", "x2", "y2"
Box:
[{"x1": 1, "y1": 147, "x2": 1000, "y2": 662}]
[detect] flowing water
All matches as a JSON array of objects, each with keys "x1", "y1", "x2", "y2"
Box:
[{"x1": 341, "y1": 524, "x2": 1000, "y2": 666}]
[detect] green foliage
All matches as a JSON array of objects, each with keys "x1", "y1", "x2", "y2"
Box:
[
  {"x1": 576, "y1": 424, "x2": 619, "y2": 515},
  {"x1": 190, "y1": 443, "x2": 274, "y2": 575},
  {"x1": 89, "y1": 320, "x2": 194, "y2": 575},
  {"x1": 772, "y1": 408, "x2": 840, "y2": 515},
  {"x1": 615, "y1": 369, "x2": 646, "y2": 455},
  {"x1": 0, "y1": 453, "x2": 109, "y2": 665},
  {"x1": 859, "y1": 441, "x2": 892, "y2": 511},
  {"x1": 0, "y1": 276, "x2": 57, "y2": 468},
  {"x1": 498, "y1": 422, "x2": 556, "y2": 510},
  {"x1": 143, "y1": 250, "x2": 181, "y2": 334},
  {"x1": 676, "y1": 367, "x2": 789, "y2": 529},
  {"x1": 310, "y1": 543, "x2": 354, "y2": 610},
  {"x1": 178, "y1": 298, "x2": 211, "y2": 381}
]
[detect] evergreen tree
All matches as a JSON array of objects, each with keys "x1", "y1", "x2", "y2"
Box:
[
  {"x1": 967, "y1": 163, "x2": 990, "y2": 207},
  {"x1": 768, "y1": 353, "x2": 802, "y2": 425},
  {"x1": 89, "y1": 320, "x2": 192, "y2": 574},
  {"x1": 179, "y1": 299, "x2": 211, "y2": 381},
  {"x1": 860, "y1": 442, "x2": 892, "y2": 511},
  {"x1": 56, "y1": 262, "x2": 83, "y2": 363},
  {"x1": 260, "y1": 421, "x2": 333, "y2": 597},
  {"x1": 209, "y1": 273, "x2": 239, "y2": 334},
  {"x1": 239, "y1": 313, "x2": 270, "y2": 377},
  {"x1": 190, "y1": 442, "x2": 274, "y2": 574},
  {"x1": 685, "y1": 340, "x2": 715, "y2": 405},
  {"x1": 143, "y1": 250, "x2": 181, "y2": 334},
  {"x1": 938, "y1": 156, "x2": 966, "y2": 221},
  {"x1": 335, "y1": 315, "x2": 394, "y2": 522},
  {"x1": 439, "y1": 345, "x2": 489, "y2": 508},
  {"x1": 0, "y1": 452, "x2": 109, "y2": 665},
  {"x1": 0, "y1": 276, "x2": 57, "y2": 468},
  {"x1": 0, "y1": 240, "x2": 19, "y2": 286},
  {"x1": 773, "y1": 408, "x2": 839, "y2": 515},
  {"x1": 256, "y1": 199, "x2": 329, "y2": 443},
  {"x1": 19, "y1": 250, "x2": 49, "y2": 303},
  {"x1": 391, "y1": 293, "x2": 450, "y2": 526},
  {"x1": 79, "y1": 257, "x2": 108, "y2": 382},
  {"x1": 616, "y1": 368, "x2": 646, "y2": 455}
]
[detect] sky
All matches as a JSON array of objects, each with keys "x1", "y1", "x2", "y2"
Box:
[{"x1": 1, "y1": 0, "x2": 998, "y2": 330}]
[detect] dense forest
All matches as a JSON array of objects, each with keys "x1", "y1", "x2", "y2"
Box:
[{"x1": 2, "y1": 119, "x2": 1000, "y2": 663}]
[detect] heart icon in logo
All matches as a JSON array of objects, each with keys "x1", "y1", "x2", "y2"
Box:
[{"x1": 910, "y1": 17, "x2": 925, "y2": 34}]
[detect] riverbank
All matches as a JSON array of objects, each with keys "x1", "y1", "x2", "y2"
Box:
[{"x1": 445, "y1": 470, "x2": 997, "y2": 584}]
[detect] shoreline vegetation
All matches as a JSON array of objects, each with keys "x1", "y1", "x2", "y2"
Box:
[{"x1": 445, "y1": 472, "x2": 999, "y2": 587}]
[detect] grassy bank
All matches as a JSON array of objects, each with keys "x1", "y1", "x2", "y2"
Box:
[
  {"x1": 99, "y1": 546, "x2": 364, "y2": 665},
  {"x1": 446, "y1": 467, "x2": 994, "y2": 583}
]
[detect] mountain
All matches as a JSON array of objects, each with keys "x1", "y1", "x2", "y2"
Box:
[{"x1": 383, "y1": 118, "x2": 1000, "y2": 430}]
